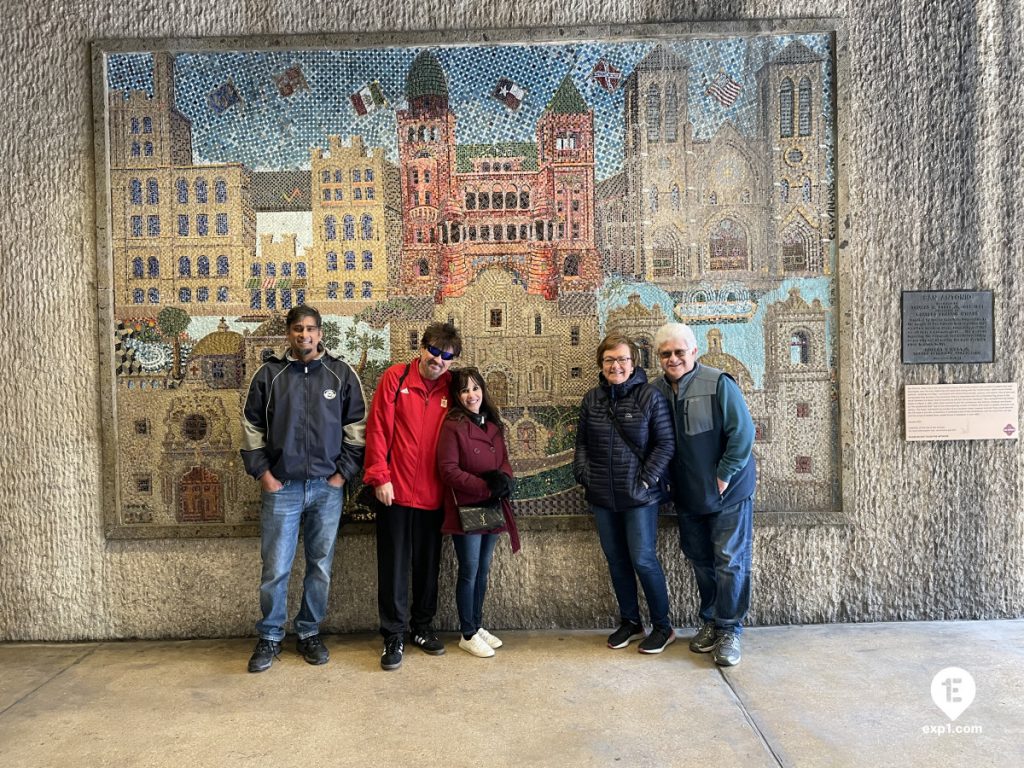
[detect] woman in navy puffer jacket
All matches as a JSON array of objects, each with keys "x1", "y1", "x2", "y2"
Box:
[{"x1": 573, "y1": 333, "x2": 677, "y2": 655}]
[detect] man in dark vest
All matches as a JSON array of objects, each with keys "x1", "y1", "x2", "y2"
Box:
[{"x1": 651, "y1": 322, "x2": 755, "y2": 666}]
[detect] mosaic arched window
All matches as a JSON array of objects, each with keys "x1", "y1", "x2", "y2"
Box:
[
  {"x1": 361, "y1": 214, "x2": 374, "y2": 240},
  {"x1": 361, "y1": 281, "x2": 372, "y2": 299},
  {"x1": 780, "y1": 179, "x2": 790, "y2": 203},
  {"x1": 344, "y1": 282, "x2": 355, "y2": 299},
  {"x1": 326, "y1": 251, "x2": 337, "y2": 271},
  {"x1": 129, "y1": 178, "x2": 142, "y2": 204},
  {"x1": 195, "y1": 178, "x2": 208, "y2": 203},
  {"x1": 646, "y1": 85, "x2": 661, "y2": 142},
  {"x1": 132, "y1": 288, "x2": 144, "y2": 303},
  {"x1": 179, "y1": 287, "x2": 191, "y2": 303},
  {"x1": 671, "y1": 185, "x2": 681, "y2": 211},
  {"x1": 802, "y1": 176, "x2": 812, "y2": 202},
  {"x1": 214, "y1": 178, "x2": 227, "y2": 204},
  {"x1": 344, "y1": 250, "x2": 356, "y2": 270},
  {"x1": 178, "y1": 256, "x2": 191, "y2": 276},
  {"x1": 197, "y1": 287, "x2": 208, "y2": 302},
  {"x1": 197, "y1": 255, "x2": 209, "y2": 276},
  {"x1": 327, "y1": 281, "x2": 338, "y2": 299},
  {"x1": 296, "y1": 262, "x2": 306, "y2": 277},
  {"x1": 520, "y1": 190, "x2": 530, "y2": 209},
  {"x1": 563, "y1": 253, "x2": 580, "y2": 276},
  {"x1": 143, "y1": 142, "x2": 153, "y2": 156},
  {"x1": 217, "y1": 255, "x2": 228, "y2": 276},
  {"x1": 417, "y1": 259, "x2": 430, "y2": 277},
  {"x1": 781, "y1": 225, "x2": 809, "y2": 272},
  {"x1": 780, "y1": 78, "x2": 794, "y2": 138},
  {"x1": 132, "y1": 257, "x2": 143, "y2": 278},
  {"x1": 146, "y1": 178, "x2": 159, "y2": 204},
  {"x1": 362, "y1": 251, "x2": 373, "y2": 270},
  {"x1": 148, "y1": 287, "x2": 159, "y2": 303},
  {"x1": 343, "y1": 215, "x2": 355, "y2": 240},
  {"x1": 789, "y1": 330, "x2": 811, "y2": 365},
  {"x1": 324, "y1": 215, "x2": 337, "y2": 241},
  {"x1": 709, "y1": 218, "x2": 749, "y2": 270},
  {"x1": 217, "y1": 287, "x2": 228, "y2": 302},
  {"x1": 798, "y1": 77, "x2": 812, "y2": 136},
  {"x1": 147, "y1": 257, "x2": 160, "y2": 277},
  {"x1": 142, "y1": 117, "x2": 152, "y2": 133},
  {"x1": 176, "y1": 178, "x2": 188, "y2": 204},
  {"x1": 251, "y1": 263, "x2": 261, "y2": 277},
  {"x1": 665, "y1": 84, "x2": 678, "y2": 142}
]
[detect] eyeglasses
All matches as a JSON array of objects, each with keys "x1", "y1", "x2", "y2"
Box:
[
  {"x1": 601, "y1": 356, "x2": 632, "y2": 366},
  {"x1": 659, "y1": 349, "x2": 690, "y2": 360},
  {"x1": 426, "y1": 344, "x2": 456, "y2": 361}
]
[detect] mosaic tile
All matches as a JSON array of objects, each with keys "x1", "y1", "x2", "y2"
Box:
[{"x1": 100, "y1": 31, "x2": 839, "y2": 536}]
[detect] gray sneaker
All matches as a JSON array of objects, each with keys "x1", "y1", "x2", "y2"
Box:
[
  {"x1": 689, "y1": 622, "x2": 717, "y2": 653},
  {"x1": 713, "y1": 632, "x2": 741, "y2": 666}
]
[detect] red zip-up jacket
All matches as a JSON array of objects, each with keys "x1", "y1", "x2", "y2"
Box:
[{"x1": 363, "y1": 359, "x2": 451, "y2": 510}]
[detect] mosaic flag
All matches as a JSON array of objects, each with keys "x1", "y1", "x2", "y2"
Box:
[
  {"x1": 282, "y1": 187, "x2": 304, "y2": 204},
  {"x1": 493, "y1": 77, "x2": 526, "y2": 110},
  {"x1": 350, "y1": 81, "x2": 387, "y2": 116},
  {"x1": 274, "y1": 64, "x2": 309, "y2": 98},
  {"x1": 591, "y1": 59, "x2": 622, "y2": 92},
  {"x1": 705, "y1": 70, "x2": 743, "y2": 107},
  {"x1": 207, "y1": 79, "x2": 242, "y2": 114}
]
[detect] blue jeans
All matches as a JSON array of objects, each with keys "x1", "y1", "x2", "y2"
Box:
[
  {"x1": 676, "y1": 498, "x2": 753, "y2": 635},
  {"x1": 452, "y1": 533, "x2": 499, "y2": 638},
  {"x1": 256, "y1": 479, "x2": 343, "y2": 642},
  {"x1": 592, "y1": 503, "x2": 671, "y2": 630}
]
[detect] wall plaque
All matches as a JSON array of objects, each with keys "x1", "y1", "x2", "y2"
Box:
[
  {"x1": 901, "y1": 290, "x2": 994, "y2": 364},
  {"x1": 905, "y1": 383, "x2": 1018, "y2": 441}
]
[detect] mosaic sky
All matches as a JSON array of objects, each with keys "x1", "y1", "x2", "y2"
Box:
[{"x1": 107, "y1": 34, "x2": 833, "y2": 180}]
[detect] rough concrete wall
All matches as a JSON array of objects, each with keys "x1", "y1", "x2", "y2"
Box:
[{"x1": 0, "y1": 0, "x2": 1021, "y2": 640}]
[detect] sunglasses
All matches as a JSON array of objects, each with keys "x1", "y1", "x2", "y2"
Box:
[
  {"x1": 426, "y1": 344, "x2": 457, "y2": 361},
  {"x1": 659, "y1": 349, "x2": 690, "y2": 360}
]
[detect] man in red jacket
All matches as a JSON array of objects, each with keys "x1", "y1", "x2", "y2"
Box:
[{"x1": 363, "y1": 321, "x2": 462, "y2": 670}]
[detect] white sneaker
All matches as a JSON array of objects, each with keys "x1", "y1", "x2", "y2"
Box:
[
  {"x1": 476, "y1": 628, "x2": 503, "y2": 649},
  {"x1": 459, "y1": 633, "x2": 495, "y2": 658}
]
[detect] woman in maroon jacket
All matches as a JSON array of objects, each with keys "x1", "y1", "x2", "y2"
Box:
[{"x1": 437, "y1": 367, "x2": 521, "y2": 658}]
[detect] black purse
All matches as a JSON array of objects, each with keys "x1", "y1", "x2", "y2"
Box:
[{"x1": 453, "y1": 488, "x2": 504, "y2": 532}]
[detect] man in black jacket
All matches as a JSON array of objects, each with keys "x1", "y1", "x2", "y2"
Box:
[{"x1": 241, "y1": 305, "x2": 367, "y2": 672}]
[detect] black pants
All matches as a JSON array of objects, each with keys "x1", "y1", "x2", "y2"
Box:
[{"x1": 376, "y1": 503, "x2": 444, "y2": 638}]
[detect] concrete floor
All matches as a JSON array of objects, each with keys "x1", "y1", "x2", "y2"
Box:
[{"x1": 1, "y1": 620, "x2": 1021, "y2": 767}]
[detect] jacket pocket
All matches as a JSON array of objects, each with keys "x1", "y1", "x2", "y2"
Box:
[{"x1": 684, "y1": 396, "x2": 714, "y2": 435}]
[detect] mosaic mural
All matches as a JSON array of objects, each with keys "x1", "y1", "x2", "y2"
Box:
[{"x1": 96, "y1": 29, "x2": 840, "y2": 537}]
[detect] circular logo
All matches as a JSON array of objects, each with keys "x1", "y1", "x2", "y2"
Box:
[{"x1": 323, "y1": 389, "x2": 337, "y2": 400}]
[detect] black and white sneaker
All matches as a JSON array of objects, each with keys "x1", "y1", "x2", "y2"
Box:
[
  {"x1": 411, "y1": 627, "x2": 446, "y2": 655},
  {"x1": 638, "y1": 626, "x2": 676, "y2": 654},
  {"x1": 381, "y1": 635, "x2": 404, "y2": 671},
  {"x1": 607, "y1": 620, "x2": 645, "y2": 649}
]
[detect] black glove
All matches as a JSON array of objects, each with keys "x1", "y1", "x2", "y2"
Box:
[{"x1": 481, "y1": 470, "x2": 512, "y2": 498}]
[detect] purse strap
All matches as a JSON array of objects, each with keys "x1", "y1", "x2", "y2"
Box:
[{"x1": 605, "y1": 401, "x2": 646, "y2": 464}]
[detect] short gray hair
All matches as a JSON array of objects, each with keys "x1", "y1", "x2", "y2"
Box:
[{"x1": 654, "y1": 322, "x2": 697, "y2": 352}]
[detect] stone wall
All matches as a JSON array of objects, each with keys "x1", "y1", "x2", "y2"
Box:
[{"x1": 1, "y1": 0, "x2": 1021, "y2": 640}]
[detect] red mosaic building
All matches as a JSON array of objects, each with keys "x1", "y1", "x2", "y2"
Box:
[{"x1": 395, "y1": 51, "x2": 600, "y2": 301}]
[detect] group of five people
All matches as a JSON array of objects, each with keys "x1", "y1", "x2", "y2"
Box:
[{"x1": 240, "y1": 305, "x2": 755, "y2": 672}]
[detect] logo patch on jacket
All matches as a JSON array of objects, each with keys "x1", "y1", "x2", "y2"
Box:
[{"x1": 323, "y1": 389, "x2": 337, "y2": 400}]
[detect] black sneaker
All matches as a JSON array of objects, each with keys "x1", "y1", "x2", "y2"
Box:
[
  {"x1": 247, "y1": 638, "x2": 281, "y2": 673},
  {"x1": 411, "y1": 627, "x2": 446, "y2": 655},
  {"x1": 607, "y1": 620, "x2": 645, "y2": 649},
  {"x1": 296, "y1": 634, "x2": 329, "y2": 665},
  {"x1": 381, "y1": 635, "x2": 404, "y2": 670},
  {"x1": 638, "y1": 626, "x2": 676, "y2": 654}
]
